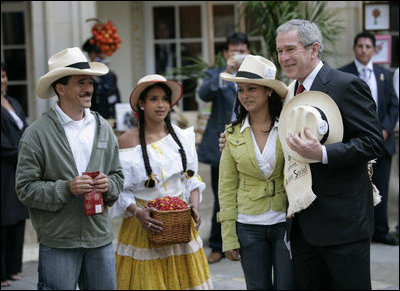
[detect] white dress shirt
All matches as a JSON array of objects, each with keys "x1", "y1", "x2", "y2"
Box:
[
  {"x1": 354, "y1": 58, "x2": 378, "y2": 110},
  {"x1": 54, "y1": 105, "x2": 96, "y2": 175}
]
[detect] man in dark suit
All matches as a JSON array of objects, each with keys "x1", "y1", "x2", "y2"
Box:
[
  {"x1": 197, "y1": 32, "x2": 250, "y2": 264},
  {"x1": 276, "y1": 20, "x2": 384, "y2": 289},
  {"x1": 339, "y1": 31, "x2": 399, "y2": 246}
]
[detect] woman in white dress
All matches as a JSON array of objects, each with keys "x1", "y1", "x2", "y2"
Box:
[{"x1": 109, "y1": 74, "x2": 212, "y2": 290}]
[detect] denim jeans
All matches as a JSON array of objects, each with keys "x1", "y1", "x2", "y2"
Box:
[
  {"x1": 237, "y1": 222, "x2": 295, "y2": 290},
  {"x1": 37, "y1": 243, "x2": 116, "y2": 290}
]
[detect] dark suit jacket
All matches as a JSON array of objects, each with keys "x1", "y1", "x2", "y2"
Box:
[
  {"x1": 292, "y1": 64, "x2": 384, "y2": 246},
  {"x1": 197, "y1": 67, "x2": 236, "y2": 167},
  {"x1": 339, "y1": 61, "x2": 398, "y2": 156},
  {"x1": 1, "y1": 95, "x2": 29, "y2": 226}
]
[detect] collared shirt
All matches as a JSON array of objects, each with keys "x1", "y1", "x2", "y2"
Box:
[
  {"x1": 240, "y1": 115, "x2": 278, "y2": 178},
  {"x1": 54, "y1": 105, "x2": 96, "y2": 175},
  {"x1": 300, "y1": 60, "x2": 324, "y2": 92},
  {"x1": 297, "y1": 61, "x2": 329, "y2": 164},
  {"x1": 354, "y1": 58, "x2": 378, "y2": 110},
  {"x1": 237, "y1": 115, "x2": 286, "y2": 225}
]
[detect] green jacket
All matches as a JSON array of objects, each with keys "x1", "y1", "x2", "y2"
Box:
[
  {"x1": 217, "y1": 124, "x2": 286, "y2": 252},
  {"x1": 15, "y1": 107, "x2": 124, "y2": 248}
]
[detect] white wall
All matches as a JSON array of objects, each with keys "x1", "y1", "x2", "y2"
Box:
[
  {"x1": 320, "y1": 1, "x2": 363, "y2": 69},
  {"x1": 97, "y1": 1, "x2": 144, "y2": 103},
  {"x1": 30, "y1": 1, "x2": 97, "y2": 120}
]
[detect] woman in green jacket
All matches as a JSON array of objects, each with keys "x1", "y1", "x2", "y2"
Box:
[{"x1": 218, "y1": 55, "x2": 294, "y2": 290}]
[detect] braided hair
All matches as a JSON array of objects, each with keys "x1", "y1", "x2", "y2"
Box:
[
  {"x1": 138, "y1": 83, "x2": 194, "y2": 188},
  {"x1": 228, "y1": 86, "x2": 283, "y2": 134}
]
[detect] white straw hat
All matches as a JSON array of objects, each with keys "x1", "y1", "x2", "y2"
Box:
[
  {"x1": 220, "y1": 55, "x2": 288, "y2": 98},
  {"x1": 278, "y1": 91, "x2": 344, "y2": 163},
  {"x1": 36, "y1": 47, "x2": 109, "y2": 99},
  {"x1": 129, "y1": 74, "x2": 183, "y2": 112}
]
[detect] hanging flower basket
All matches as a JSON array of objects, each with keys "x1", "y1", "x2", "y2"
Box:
[{"x1": 86, "y1": 18, "x2": 122, "y2": 56}]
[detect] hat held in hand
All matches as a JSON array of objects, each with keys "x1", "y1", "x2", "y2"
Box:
[
  {"x1": 36, "y1": 47, "x2": 109, "y2": 99},
  {"x1": 278, "y1": 91, "x2": 344, "y2": 163}
]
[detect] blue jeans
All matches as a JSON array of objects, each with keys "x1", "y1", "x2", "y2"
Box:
[
  {"x1": 237, "y1": 222, "x2": 295, "y2": 290},
  {"x1": 37, "y1": 243, "x2": 116, "y2": 290}
]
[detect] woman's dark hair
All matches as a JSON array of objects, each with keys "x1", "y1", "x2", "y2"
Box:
[
  {"x1": 138, "y1": 83, "x2": 194, "y2": 188},
  {"x1": 228, "y1": 85, "x2": 283, "y2": 134}
]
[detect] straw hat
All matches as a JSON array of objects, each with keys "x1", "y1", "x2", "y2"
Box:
[
  {"x1": 220, "y1": 55, "x2": 288, "y2": 98},
  {"x1": 129, "y1": 74, "x2": 183, "y2": 112},
  {"x1": 278, "y1": 91, "x2": 344, "y2": 163},
  {"x1": 36, "y1": 47, "x2": 108, "y2": 99}
]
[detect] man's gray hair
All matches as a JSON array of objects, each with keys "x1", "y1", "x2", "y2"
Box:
[{"x1": 277, "y1": 19, "x2": 324, "y2": 59}]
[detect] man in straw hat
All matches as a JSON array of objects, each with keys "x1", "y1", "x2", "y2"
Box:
[
  {"x1": 275, "y1": 19, "x2": 384, "y2": 289},
  {"x1": 15, "y1": 47, "x2": 124, "y2": 290}
]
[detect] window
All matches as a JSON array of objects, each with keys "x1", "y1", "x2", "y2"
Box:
[
  {"x1": 1, "y1": 1, "x2": 30, "y2": 118},
  {"x1": 149, "y1": 3, "x2": 204, "y2": 111},
  {"x1": 144, "y1": 1, "x2": 262, "y2": 111}
]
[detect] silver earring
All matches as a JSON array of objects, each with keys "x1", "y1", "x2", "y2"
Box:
[{"x1": 140, "y1": 107, "x2": 144, "y2": 111}]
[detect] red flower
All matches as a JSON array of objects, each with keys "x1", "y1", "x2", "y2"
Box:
[
  {"x1": 372, "y1": 8, "x2": 381, "y2": 19},
  {"x1": 87, "y1": 19, "x2": 122, "y2": 56}
]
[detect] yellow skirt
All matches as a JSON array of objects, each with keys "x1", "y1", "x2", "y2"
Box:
[{"x1": 115, "y1": 215, "x2": 213, "y2": 290}]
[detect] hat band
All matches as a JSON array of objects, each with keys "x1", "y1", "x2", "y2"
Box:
[
  {"x1": 66, "y1": 62, "x2": 90, "y2": 69},
  {"x1": 313, "y1": 106, "x2": 329, "y2": 144},
  {"x1": 236, "y1": 71, "x2": 262, "y2": 79}
]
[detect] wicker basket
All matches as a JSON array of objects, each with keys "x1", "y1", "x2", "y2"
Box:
[{"x1": 148, "y1": 207, "x2": 191, "y2": 246}]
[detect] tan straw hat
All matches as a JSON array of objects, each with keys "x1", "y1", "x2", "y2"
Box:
[
  {"x1": 278, "y1": 91, "x2": 344, "y2": 163},
  {"x1": 36, "y1": 47, "x2": 109, "y2": 99},
  {"x1": 129, "y1": 74, "x2": 183, "y2": 112},
  {"x1": 220, "y1": 55, "x2": 288, "y2": 98}
]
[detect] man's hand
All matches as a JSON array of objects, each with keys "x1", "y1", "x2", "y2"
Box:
[
  {"x1": 69, "y1": 175, "x2": 95, "y2": 195},
  {"x1": 286, "y1": 127, "x2": 323, "y2": 161},
  {"x1": 225, "y1": 54, "x2": 241, "y2": 74},
  {"x1": 382, "y1": 129, "x2": 389, "y2": 141},
  {"x1": 93, "y1": 172, "x2": 109, "y2": 193},
  {"x1": 69, "y1": 172, "x2": 109, "y2": 195}
]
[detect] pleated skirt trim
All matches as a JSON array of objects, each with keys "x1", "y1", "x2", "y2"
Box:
[{"x1": 115, "y1": 215, "x2": 213, "y2": 290}]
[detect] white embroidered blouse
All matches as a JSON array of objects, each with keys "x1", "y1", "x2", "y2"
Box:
[{"x1": 109, "y1": 125, "x2": 205, "y2": 219}]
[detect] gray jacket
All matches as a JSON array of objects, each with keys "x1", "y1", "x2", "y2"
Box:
[{"x1": 15, "y1": 107, "x2": 124, "y2": 248}]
